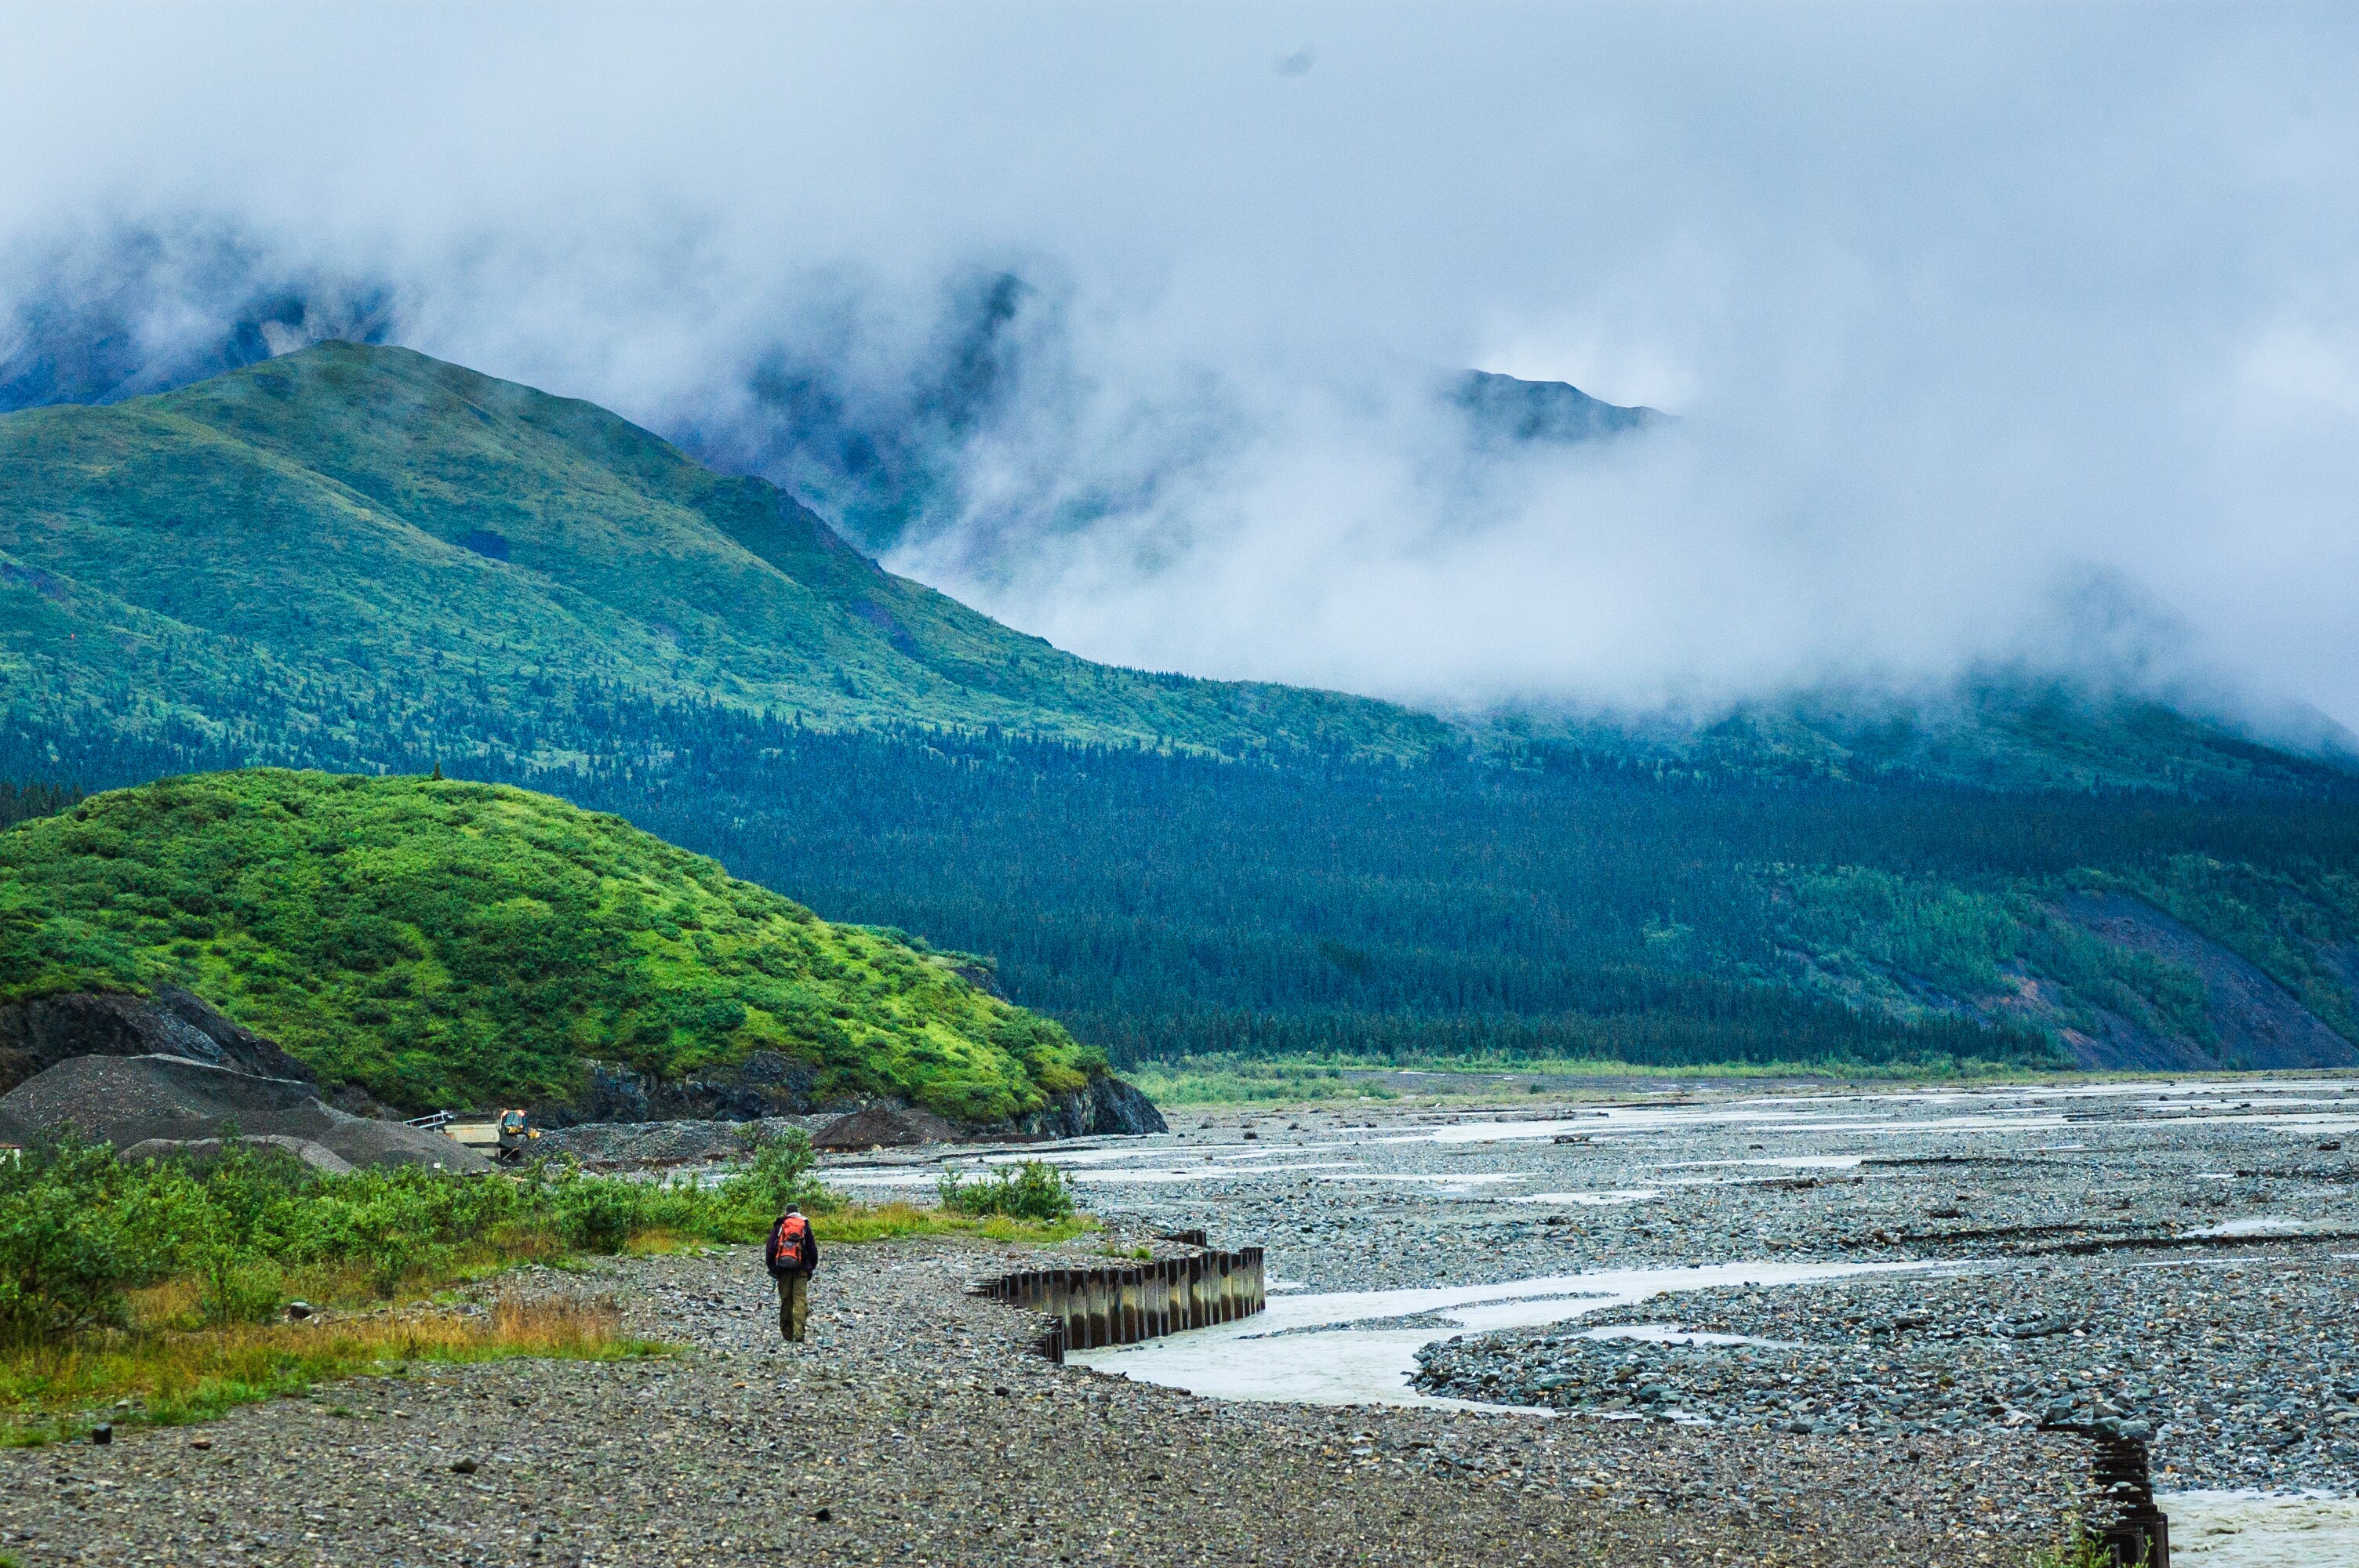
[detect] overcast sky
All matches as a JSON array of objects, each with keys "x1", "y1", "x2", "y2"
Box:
[{"x1": 5, "y1": 3, "x2": 2357, "y2": 733}]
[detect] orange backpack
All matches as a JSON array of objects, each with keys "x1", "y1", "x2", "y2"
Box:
[{"x1": 770, "y1": 1213, "x2": 810, "y2": 1269}]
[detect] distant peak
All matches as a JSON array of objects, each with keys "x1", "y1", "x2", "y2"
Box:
[{"x1": 1451, "y1": 368, "x2": 1667, "y2": 445}]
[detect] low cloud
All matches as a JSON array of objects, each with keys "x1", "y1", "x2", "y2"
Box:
[{"x1": 2, "y1": 5, "x2": 2355, "y2": 736}]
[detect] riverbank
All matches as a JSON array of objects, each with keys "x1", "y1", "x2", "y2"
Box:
[
  {"x1": 0, "y1": 1240, "x2": 2088, "y2": 1566},
  {"x1": 9, "y1": 1074, "x2": 2352, "y2": 1563}
]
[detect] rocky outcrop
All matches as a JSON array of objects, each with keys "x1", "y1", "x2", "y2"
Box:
[
  {"x1": 544, "y1": 1056, "x2": 1166, "y2": 1141},
  {"x1": 0, "y1": 987, "x2": 314, "y2": 1096},
  {"x1": 1015, "y1": 1074, "x2": 1169, "y2": 1139},
  {"x1": 540, "y1": 1053, "x2": 836, "y2": 1127}
]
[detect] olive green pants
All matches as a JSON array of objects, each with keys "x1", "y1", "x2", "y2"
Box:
[{"x1": 775, "y1": 1270, "x2": 810, "y2": 1342}]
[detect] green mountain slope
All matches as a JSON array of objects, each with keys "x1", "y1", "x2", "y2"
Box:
[
  {"x1": 575, "y1": 724, "x2": 2357, "y2": 1077},
  {"x1": 0, "y1": 342, "x2": 1446, "y2": 766},
  {"x1": 0, "y1": 768, "x2": 1110, "y2": 1120},
  {"x1": 5, "y1": 343, "x2": 2356, "y2": 1085},
  {"x1": 1490, "y1": 683, "x2": 2359, "y2": 800}
]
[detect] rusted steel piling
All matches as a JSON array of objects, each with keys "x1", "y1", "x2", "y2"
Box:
[
  {"x1": 2087, "y1": 1435, "x2": 2169, "y2": 1568},
  {"x1": 974, "y1": 1247, "x2": 1266, "y2": 1362}
]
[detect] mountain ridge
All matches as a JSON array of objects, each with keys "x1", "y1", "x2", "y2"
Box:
[
  {"x1": 4, "y1": 343, "x2": 2356, "y2": 1083},
  {"x1": 0, "y1": 341, "x2": 1449, "y2": 766}
]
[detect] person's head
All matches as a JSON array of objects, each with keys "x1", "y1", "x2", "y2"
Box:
[{"x1": 784, "y1": 1204, "x2": 800, "y2": 1217}]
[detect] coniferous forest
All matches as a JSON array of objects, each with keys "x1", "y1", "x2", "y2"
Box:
[{"x1": 9, "y1": 691, "x2": 2357, "y2": 1074}]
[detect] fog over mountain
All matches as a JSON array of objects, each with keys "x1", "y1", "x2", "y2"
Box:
[{"x1": 5, "y1": 4, "x2": 2357, "y2": 736}]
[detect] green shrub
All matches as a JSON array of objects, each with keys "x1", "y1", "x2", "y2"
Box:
[
  {"x1": 0, "y1": 1140, "x2": 152, "y2": 1343},
  {"x1": 936, "y1": 1160, "x2": 1074, "y2": 1221},
  {"x1": 550, "y1": 1176, "x2": 646, "y2": 1254},
  {"x1": 194, "y1": 1254, "x2": 285, "y2": 1327},
  {"x1": 718, "y1": 1127, "x2": 834, "y2": 1221}
]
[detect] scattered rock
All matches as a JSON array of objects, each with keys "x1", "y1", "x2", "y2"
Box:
[{"x1": 812, "y1": 1102, "x2": 962, "y2": 1152}]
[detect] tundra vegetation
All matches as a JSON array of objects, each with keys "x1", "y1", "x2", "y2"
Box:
[
  {"x1": 0, "y1": 768, "x2": 1104, "y2": 1119},
  {"x1": 0, "y1": 1127, "x2": 1085, "y2": 1442}
]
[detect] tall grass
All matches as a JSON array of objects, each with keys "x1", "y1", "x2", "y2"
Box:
[{"x1": 0, "y1": 1296, "x2": 653, "y2": 1444}]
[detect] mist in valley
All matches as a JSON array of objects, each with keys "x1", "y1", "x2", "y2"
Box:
[{"x1": 5, "y1": 3, "x2": 2357, "y2": 739}]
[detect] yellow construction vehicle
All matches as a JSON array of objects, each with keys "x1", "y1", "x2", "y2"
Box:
[
  {"x1": 495, "y1": 1109, "x2": 538, "y2": 1163},
  {"x1": 442, "y1": 1109, "x2": 540, "y2": 1163}
]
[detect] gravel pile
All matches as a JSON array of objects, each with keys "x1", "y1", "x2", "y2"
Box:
[
  {"x1": 0, "y1": 1054, "x2": 492, "y2": 1172},
  {"x1": 119, "y1": 1132, "x2": 359, "y2": 1174},
  {"x1": 0, "y1": 1241, "x2": 2090, "y2": 1566},
  {"x1": 1413, "y1": 1252, "x2": 2359, "y2": 1493}
]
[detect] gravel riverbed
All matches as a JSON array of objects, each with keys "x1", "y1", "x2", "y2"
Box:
[
  {"x1": 7, "y1": 1073, "x2": 2354, "y2": 1565},
  {"x1": 0, "y1": 1242, "x2": 2085, "y2": 1567}
]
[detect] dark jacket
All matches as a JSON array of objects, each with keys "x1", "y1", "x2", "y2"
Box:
[{"x1": 765, "y1": 1214, "x2": 817, "y2": 1275}]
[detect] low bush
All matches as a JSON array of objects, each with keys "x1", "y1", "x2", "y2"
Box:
[
  {"x1": 0, "y1": 1139, "x2": 158, "y2": 1344},
  {"x1": 936, "y1": 1160, "x2": 1074, "y2": 1221},
  {"x1": 719, "y1": 1127, "x2": 837, "y2": 1220}
]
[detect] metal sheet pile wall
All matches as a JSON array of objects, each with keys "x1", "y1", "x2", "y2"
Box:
[{"x1": 976, "y1": 1247, "x2": 1266, "y2": 1360}]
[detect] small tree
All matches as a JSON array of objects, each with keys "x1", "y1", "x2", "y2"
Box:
[{"x1": 0, "y1": 1138, "x2": 148, "y2": 1344}]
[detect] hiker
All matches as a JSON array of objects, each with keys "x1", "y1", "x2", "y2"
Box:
[{"x1": 765, "y1": 1203, "x2": 818, "y2": 1343}]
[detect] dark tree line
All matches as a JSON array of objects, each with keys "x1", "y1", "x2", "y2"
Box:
[{"x1": 7, "y1": 684, "x2": 2356, "y2": 1070}]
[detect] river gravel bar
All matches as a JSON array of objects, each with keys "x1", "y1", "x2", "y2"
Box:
[{"x1": 5, "y1": 1073, "x2": 2354, "y2": 1565}]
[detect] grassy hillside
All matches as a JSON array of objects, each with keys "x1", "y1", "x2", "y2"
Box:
[
  {"x1": 0, "y1": 769, "x2": 1103, "y2": 1119},
  {"x1": 0, "y1": 341, "x2": 1445, "y2": 766}
]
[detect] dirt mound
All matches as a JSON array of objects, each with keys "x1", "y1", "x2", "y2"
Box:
[
  {"x1": 120, "y1": 1133, "x2": 357, "y2": 1174},
  {"x1": 0, "y1": 987, "x2": 314, "y2": 1096},
  {"x1": 0, "y1": 1054, "x2": 493, "y2": 1172},
  {"x1": 812, "y1": 1102, "x2": 962, "y2": 1151}
]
